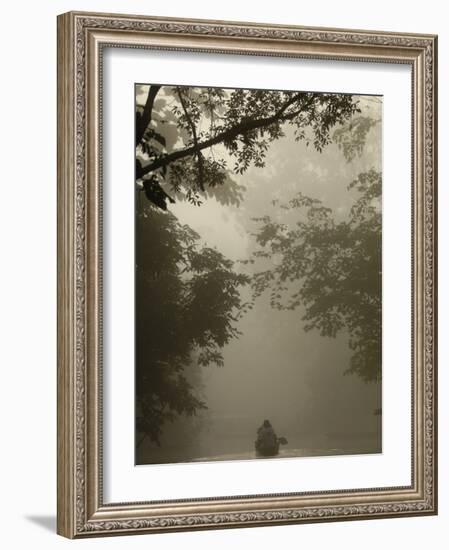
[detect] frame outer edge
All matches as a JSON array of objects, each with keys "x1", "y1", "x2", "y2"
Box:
[
  {"x1": 56, "y1": 10, "x2": 438, "y2": 537},
  {"x1": 430, "y1": 34, "x2": 438, "y2": 514},
  {"x1": 57, "y1": 12, "x2": 77, "y2": 539},
  {"x1": 428, "y1": 35, "x2": 437, "y2": 513}
]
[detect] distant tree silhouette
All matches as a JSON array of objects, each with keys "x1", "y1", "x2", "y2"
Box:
[{"x1": 250, "y1": 169, "x2": 382, "y2": 382}]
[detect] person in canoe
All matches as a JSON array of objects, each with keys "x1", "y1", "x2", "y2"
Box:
[{"x1": 255, "y1": 419, "x2": 288, "y2": 457}]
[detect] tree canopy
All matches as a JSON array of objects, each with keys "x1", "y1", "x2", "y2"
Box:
[
  {"x1": 136, "y1": 85, "x2": 361, "y2": 210},
  {"x1": 136, "y1": 201, "x2": 249, "y2": 445},
  {"x1": 249, "y1": 169, "x2": 382, "y2": 382}
]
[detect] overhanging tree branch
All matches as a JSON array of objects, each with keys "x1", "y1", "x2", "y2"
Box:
[{"x1": 136, "y1": 93, "x2": 315, "y2": 180}]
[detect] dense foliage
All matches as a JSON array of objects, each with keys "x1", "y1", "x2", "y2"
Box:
[
  {"x1": 136, "y1": 86, "x2": 361, "y2": 209},
  {"x1": 136, "y1": 202, "x2": 249, "y2": 445},
  {"x1": 250, "y1": 169, "x2": 382, "y2": 382}
]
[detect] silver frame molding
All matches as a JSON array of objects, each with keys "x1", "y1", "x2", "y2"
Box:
[{"x1": 57, "y1": 11, "x2": 438, "y2": 538}]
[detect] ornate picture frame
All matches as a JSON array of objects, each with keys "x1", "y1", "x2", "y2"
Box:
[{"x1": 57, "y1": 11, "x2": 437, "y2": 538}]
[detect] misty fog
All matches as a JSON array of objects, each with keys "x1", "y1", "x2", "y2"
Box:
[{"x1": 135, "y1": 87, "x2": 382, "y2": 465}]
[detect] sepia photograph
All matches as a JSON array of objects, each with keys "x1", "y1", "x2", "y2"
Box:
[{"x1": 135, "y1": 83, "x2": 382, "y2": 466}]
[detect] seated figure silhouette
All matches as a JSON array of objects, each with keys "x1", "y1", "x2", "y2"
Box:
[{"x1": 255, "y1": 419, "x2": 287, "y2": 457}]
